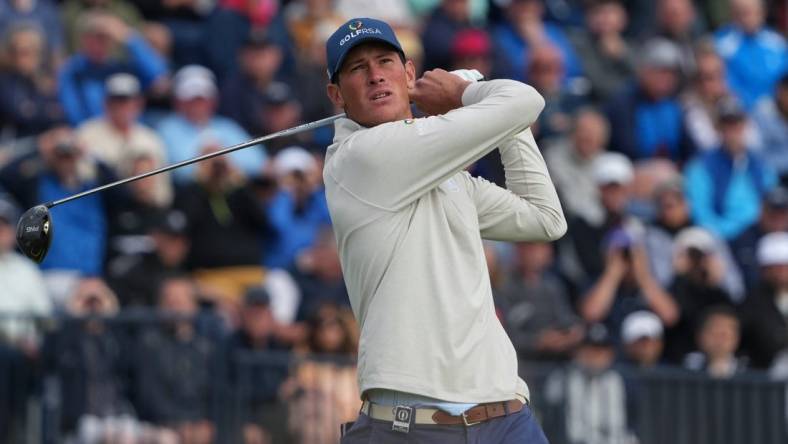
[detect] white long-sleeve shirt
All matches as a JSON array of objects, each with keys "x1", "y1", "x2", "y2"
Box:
[
  {"x1": 0, "y1": 252, "x2": 51, "y2": 343},
  {"x1": 323, "y1": 79, "x2": 566, "y2": 403}
]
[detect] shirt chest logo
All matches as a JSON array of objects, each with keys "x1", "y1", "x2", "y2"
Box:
[{"x1": 441, "y1": 178, "x2": 461, "y2": 193}]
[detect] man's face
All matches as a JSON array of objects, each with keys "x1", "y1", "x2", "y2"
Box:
[
  {"x1": 762, "y1": 264, "x2": 788, "y2": 289},
  {"x1": 528, "y1": 48, "x2": 564, "y2": 94},
  {"x1": 442, "y1": 0, "x2": 470, "y2": 22},
  {"x1": 572, "y1": 112, "x2": 607, "y2": 159},
  {"x1": 242, "y1": 304, "x2": 274, "y2": 341},
  {"x1": 152, "y1": 232, "x2": 189, "y2": 266},
  {"x1": 242, "y1": 45, "x2": 283, "y2": 81},
  {"x1": 159, "y1": 279, "x2": 198, "y2": 316},
  {"x1": 106, "y1": 96, "x2": 142, "y2": 128},
  {"x1": 326, "y1": 43, "x2": 416, "y2": 128},
  {"x1": 262, "y1": 102, "x2": 301, "y2": 133},
  {"x1": 177, "y1": 96, "x2": 216, "y2": 124},
  {"x1": 588, "y1": 3, "x2": 627, "y2": 36},
  {"x1": 640, "y1": 66, "x2": 678, "y2": 100},
  {"x1": 696, "y1": 55, "x2": 727, "y2": 101},
  {"x1": 719, "y1": 119, "x2": 747, "y2": 155},
  {"x1": 626, "y1": 337, "x2": 664, "y2": 367},
  {"x1": 9, "y1": 30, "x2": 42, "y2": 76},
  {"x1": 776, "y1": 85, "x2": 788, "y2": 113},
  {"x1": 762, "y1": 206, "x2": 788, "y2": 232},
  {"x1": 81, "y1": 30, "x2": 113, "y2": 63},
  {"x1": 658, "y1": 190, "x2": 690, "y2": 228},
  {"x1": 699, "y1": 314, "x2": 740, "y2": 358},
  {"x1": 732, "y1": 0, "x2": 764, "y2": 34},
  {"x1": 599, "y1": 182, "x2": 630, "y2": 214},
  {"x1": 515, "y1": 242, "x2": 552, "y2": 274},
  {"x1": 509, "y1": 0, "x2": 543, "y2": 23},
  {"x1": 658, "y1": 0, "x2": 695, "y2": 36}
]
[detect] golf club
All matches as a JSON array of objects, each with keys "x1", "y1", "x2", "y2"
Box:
[{"x1": 16, "y1": 113, "x2": 345, "y2": 264}]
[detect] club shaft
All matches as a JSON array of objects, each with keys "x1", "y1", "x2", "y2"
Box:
[{"x1": 46, "y1": 113, "x2": 345, "y2": 209}]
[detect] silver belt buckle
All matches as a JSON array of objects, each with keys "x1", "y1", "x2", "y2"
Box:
[{"x1": 391, "y1": 405, "x2": 413, "y2": 433}]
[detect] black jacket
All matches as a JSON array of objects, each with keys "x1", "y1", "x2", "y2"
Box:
[{"x1": 740, "y1": 283, "x2": 788, "y2": 369}]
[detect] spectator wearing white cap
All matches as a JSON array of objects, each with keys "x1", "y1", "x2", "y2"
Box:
[
  {"x1": 77, "y1": 73, "x2": 174, "y2": 263},
  {"x1": 77, "y1": 73, "x2": 171, "y2": 207},
  {"x1": 573, "y1": 152, "x2": 680, "y2": 337},
  {"x1": 156, "y1": 65, "x2": 267, "y2": 184},
  {"x1": 262, "y1": 147, "x2": 331, "y2": 269},
  {"x1": 0, "y1": 194, "x2": 51, "y2": 354},
  {"x1": 560, "y1": 152, "x2": 639, "y2": 286},
  {"x1": 577, "y1": 221, "x2": 679, "y2": 341},
  {"x1": 740, "y1": 231, "x2": 788, "y2": 369},
  {"x1": 620, "y1": 310, "x2": 664, "y2": 369},
  {"x1": 661, "y1": 226, "x2": 738, "y2": 363}
]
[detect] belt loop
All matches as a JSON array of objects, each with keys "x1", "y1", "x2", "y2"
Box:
[{"x1": 503, "y1": 401, "x2": 510, "y2": 416}]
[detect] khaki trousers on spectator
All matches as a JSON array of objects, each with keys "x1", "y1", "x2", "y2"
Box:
[{"x1": 192, "y1": 266, "x2": 266, "y2": 305}]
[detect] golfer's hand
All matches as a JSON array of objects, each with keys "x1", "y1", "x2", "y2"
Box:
[{"x1": 410, "y1": 69, "x2": 471, "y2": 116}]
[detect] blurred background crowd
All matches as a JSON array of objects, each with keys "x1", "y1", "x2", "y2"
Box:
[{"x1": 0, "y1": 0, "x2": 787, "y2": 443}]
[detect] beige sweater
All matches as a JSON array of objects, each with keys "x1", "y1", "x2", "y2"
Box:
[{"x1": 323, "y1": 79, "x2": 566, "y2": 403}]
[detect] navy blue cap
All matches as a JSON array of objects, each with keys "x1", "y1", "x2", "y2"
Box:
[{"x1": 325, "y1": 17, "x2": 404, "y2": 83}]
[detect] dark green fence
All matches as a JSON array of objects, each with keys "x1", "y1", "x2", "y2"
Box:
[{"x1": 1, "y1": 313, "x2": 786, "y2": 444}]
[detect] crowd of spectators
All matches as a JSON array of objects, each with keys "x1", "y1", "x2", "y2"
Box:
[{"x1": 0, "y1": 0, "x2": 788, "y2": 443}]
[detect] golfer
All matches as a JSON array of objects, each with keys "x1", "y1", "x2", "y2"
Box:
[{"x1": 324, "y1": 17, "x2": 566, "y2": 443}]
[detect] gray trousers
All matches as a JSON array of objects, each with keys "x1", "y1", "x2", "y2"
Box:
[{"x1": 340, "y1": 405, "x2": 550, "y2": 443}]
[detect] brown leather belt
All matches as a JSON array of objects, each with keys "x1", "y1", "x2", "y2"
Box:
[{"x1": 361, "y1": 399, "x2": 524, "y2": 426}]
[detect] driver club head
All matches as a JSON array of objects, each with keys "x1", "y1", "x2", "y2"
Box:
[{"x1": 16, "y1": 204, "x2": 53, "y2": 264}]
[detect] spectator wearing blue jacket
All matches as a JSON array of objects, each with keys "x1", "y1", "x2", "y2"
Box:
[
  {"x1": 157, "y1": 65, "x2": 267, "y2": 184},
  {"x1": 606, "y1": 38, "x2": 695, "y2": 162},
  {"x1": 0, "y1": 127, "x2": 122, "y2": 282},
  {"x1": 58, "y1": 11, "x2": 167, "y2": 125},
  {"x1": 684, "y1": 97, "x2": 778, "y2": 240},
  {"x1": 714, "y1": 0, "x2": 788, "y2": 109},
  {"x1": 752, "y1": 73, "x2": 788, "y2": 180},
  {"x1": 263, "y1": 147, "x2": 331, "y2": 269},
  {"x1": 492, "y1": 0, "x2": 583, "y2": 83},
  {"x1": 0, "y1": 22, "x2": 65, "y2": 140}
]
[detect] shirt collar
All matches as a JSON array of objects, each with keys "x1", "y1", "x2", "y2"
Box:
[{"x1": 332, "y1": 117, "x2": 363, "y2": 144}]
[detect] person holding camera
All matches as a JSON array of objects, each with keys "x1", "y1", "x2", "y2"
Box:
[
  {"x1": 560, "y1": 151, "x2": 640, "y2": 293},
  {"x1": 579, "y1": 224, "x2": 679, "y2": 340},
  {"x1": 261, "y1": 146, "x2": 331, "y2": 269},
  {"x1": 644, "y1": 177, "x2": 744, "y2": 300},
  {"x1": 661, "y1": 227, "x2": 735, "y2": 364}
]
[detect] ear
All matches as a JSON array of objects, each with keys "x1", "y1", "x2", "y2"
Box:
[
  {"x1": 405, "y1": 59, "x2": 416, "y2": 91},
  {"x1": 326, "y1": 82, "x2": 345, "y2": 109}
]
